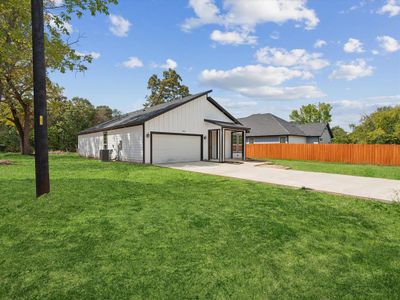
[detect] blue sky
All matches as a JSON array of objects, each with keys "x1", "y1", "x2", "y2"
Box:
[{"x1": 51, "y1": 0, "x2": 400, "y2": 129}]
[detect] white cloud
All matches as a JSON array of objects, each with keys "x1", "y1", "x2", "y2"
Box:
[
  {"x1": 331, "y1": 95, "x2": 400, "y2": 129},
  {"x1": 48, "y1": 0, "x2": 63, "y2": 6},
  {"x1": 234, "y1": 85, "x2": 325, "y2": 99},
  {"x1": 182, "y1": 0, "x2": 319, "y2": 36},
  {"x1": 255, "y1": 47, "x2": 329, "y2": 70},
  {"x1": 377, "y1": 35, "x2": 400, "y2": 52},
  {"x1": 314, "y1": 39, "x2": 327, "y2": 48},
  {"x1": 122, "y1": 57, "x2": 143, "y2": 68},
  {"x1": 199, "y1": 64, "x2": 324, "y2": 100},
  {"x1": 343, "y1": 38, "x2": 364, "y2": 53},
  {"x1": 47, "y1": 13, "x2": 73, "y2": 34},
  {"x1": 210, "y1": 29, "x2": 257, "y2": 45},
  {"x1": 270, "y1": 31, "x2": 280, "y2": 40},
  {"x1": 160, "y1": 58, "x2": 178, "y2": 69},
  {"x1": 200, "y1": 65, "x2": 310, "y2": 87},
  {"x1": 329, "y1": 59, "x2": 373, "y2": 81},
  {"x1": 75, "y1": 51, "x2": 101, "y2": 59},
  {"x1": 378, "y1": 0, "x2": 400, "y2": 17},
  {"x1": 109, "y1": 14, "x2": 131, "y2": 37}
]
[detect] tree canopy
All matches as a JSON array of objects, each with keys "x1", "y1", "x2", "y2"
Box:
[
  {"x1": 349, "y1": 106, "x2": 400, "y2": 144},
  {"x1": 290, "y1": 103, "x2": 332, "y2": 124},
  {"x1": 0, "y1": 0, "x2": 117, "y2": 154},
  {"x1": 144, "y1": 69, "x2": 190, "y2": 107}
]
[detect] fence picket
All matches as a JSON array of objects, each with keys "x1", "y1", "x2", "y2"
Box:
[{"x1": 246, "y1": 144, "x2": 400, "y2": 166}]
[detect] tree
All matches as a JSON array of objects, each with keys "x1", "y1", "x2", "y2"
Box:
[
  {"x1": 144, "y1": 69, "x2": 190, "y2": 107},
  {"x1": 0, "y1": 0, "x2": 117, "y2": 154},
  {"x1": 331, "y1": 126, "x2": 352, "y2": 144},
  {"x1": 93, "y1": 105, "x2": 121, "y2": 125},
  {"x1": 349, "y1": 106, "x2": 400, "y2": 144},
  {"x1": 290, "y1": 103, "x2": 332, "y2": 124}
]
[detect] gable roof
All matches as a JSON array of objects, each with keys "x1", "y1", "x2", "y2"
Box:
[
  {"x1": 238, "y1": 113, "x2": 331, "y2": 137},
  {"x1": 79, "y1": 90, "x2": 241, "y2": 135},
  {"x1": 297, "y1": 123, "x2": 332, "y2": 138},
  {"x1": 238, "y1": 113, "x2": 305, "y2": 137}
]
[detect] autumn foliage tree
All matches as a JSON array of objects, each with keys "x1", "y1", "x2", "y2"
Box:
[{"x1": 0, "y1": 0, "x2": 117, "y2": 154}]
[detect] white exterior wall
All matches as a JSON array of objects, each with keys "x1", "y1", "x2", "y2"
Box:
[
  {"x1": 224, "y1": 129, "x2": 232, "y2": 159},
  {"x1": 107, "y1": 126, "x2": 143, "y2": 162},
  {"x1": 78, "y1": 132, "x2": 103, "y2": 158},
  {"x1": 288, "y1": 136, "x2": 307, "y2": 144},
  {"x1": 144, "y1": 95, "x2": 231, "y2": 163}
]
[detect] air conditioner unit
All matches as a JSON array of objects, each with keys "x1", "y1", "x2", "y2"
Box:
[{"x1": 100, "y1": 149, "x2": 111, "y2": 162}]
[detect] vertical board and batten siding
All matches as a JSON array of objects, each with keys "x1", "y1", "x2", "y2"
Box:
[
  {"x1": 224, "y1": 130, "x2": 232, "y2": 159},
  {"x1": 78, "y1": 132, "x2": 103, "y2": 158},
  {"x1": 107, "y1": 125, "x2": 143, "y2": 162},
  {"x1": 246, "y1": 144, "x2": 400, "y2": 166},
  {"x1": 144, "y1": 95, "x2": 232, "y2": 163}
]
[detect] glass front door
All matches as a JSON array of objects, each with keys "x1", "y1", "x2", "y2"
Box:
[{"x1": 231, "y1": 131, "x2": 243, "y2": 159}]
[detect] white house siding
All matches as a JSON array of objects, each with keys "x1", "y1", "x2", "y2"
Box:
[
  {"x1": 144, "y1": 95, "x2": 231, "y2": 163},
  {"x1": 288, "y1": 136, "x2": 307, "y2": 144},
  {"x1": 224, "y1": 129, "x2": 232, "y2": 159},
  {"x1": 106, "y1": 126, "x2": 143, "y2": 162},
  {"x1": 78, "y1": 132, "x2": 103, "y2": 158}
]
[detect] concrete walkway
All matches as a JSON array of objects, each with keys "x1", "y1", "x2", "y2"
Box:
[{"x1": 160, "y1": 161, "x2": 400, "y2": 202}]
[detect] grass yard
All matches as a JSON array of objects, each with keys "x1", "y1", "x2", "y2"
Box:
[
  {"x1": 1, "y1": 153, "x2": 400, "y2": 299},
  {"x1": 265, "y1": 159, "x2": 400, "y2": 180}
]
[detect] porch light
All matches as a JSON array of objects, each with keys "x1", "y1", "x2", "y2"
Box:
[{"x1": 146, "y1": 133, "x2": 150, "y2": 138}]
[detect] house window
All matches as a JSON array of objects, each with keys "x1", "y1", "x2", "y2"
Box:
[
  {"x1": 103, "y1": 132, "x2": 108, "y2": 150},
  {"x1": 319, "y1": 137, "x2": 323, "y2": 142},
  {"x1": 248, "y1": 137, "x2": 254, "y2": 144},
  {"x1": 279, "y1": 136, "x2": 287, "y2": 144}
]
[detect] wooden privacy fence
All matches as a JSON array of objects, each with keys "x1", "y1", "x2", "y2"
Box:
[{"x1": 246, "y1": 144, "x2": 400, "y2": 166}]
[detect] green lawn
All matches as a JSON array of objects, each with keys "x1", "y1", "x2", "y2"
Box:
[
  {"x1": 264, "y1": 159, "x2": 400, "y2": 180},
  {"x1": 1, "y1": 153, "x2": 400, "y2": 299}
]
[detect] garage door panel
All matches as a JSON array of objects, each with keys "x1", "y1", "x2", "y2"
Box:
[{"x1": 152, "y1": 133, "x2": 201, "y2": 163}]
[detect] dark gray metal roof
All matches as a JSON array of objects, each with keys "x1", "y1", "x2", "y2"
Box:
[
  {"x1": 204, "y1": 119, "x2": 250, "y2": 131},
  {"x1": 238, "y1": 113, "x2": 330, "y2": 137},
  {"x1": 239, "y1": 113, "x2": 305, "y2": 137},
  {"x1": 79, "y1": 90, "x2": 224, "y2": 135}
]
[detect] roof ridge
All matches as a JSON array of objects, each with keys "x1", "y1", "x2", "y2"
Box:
[{"x1": 78, "y1": 90, "x2": 212, "y2": 135}]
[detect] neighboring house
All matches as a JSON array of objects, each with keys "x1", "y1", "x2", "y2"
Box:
[
  {"x1": 78, "y1": 90, "x2": 249, "y2": 164},
  {"x1": 238, "y1": 113, "x2": 333, "y2": 144}
]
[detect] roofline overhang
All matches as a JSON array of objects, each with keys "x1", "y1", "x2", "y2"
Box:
[
  {"x1": 78, "y1": 90, "x2": 213, "y2": 135},
  {"x1": 204, "y1": 119, "x2": 250, "y2": 132}
]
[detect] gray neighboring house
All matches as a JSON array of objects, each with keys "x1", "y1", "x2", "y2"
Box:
[{"x1": 238, "y1": 113, "x2": 333, "y2": 144}]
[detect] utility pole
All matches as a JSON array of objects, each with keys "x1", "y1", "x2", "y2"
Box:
[{"x1": 31, "y1": 0, "x2": 50, "y2": 197}]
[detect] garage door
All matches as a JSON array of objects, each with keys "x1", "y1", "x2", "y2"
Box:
[{"x1": 152, "y1": 133, "x2": 202, "y2": 164}]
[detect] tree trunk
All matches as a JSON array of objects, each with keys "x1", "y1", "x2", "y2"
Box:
[
  {"x1": 21, "y1": 107, "x2": 32, "y2": 155},
  {"x1": 21, "y1": 126, "x2": 31, "y2": 155}
]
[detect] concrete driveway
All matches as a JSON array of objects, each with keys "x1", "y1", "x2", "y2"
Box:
[{"x1": 160, "y1": 161, "x2": 400, "y2": 202}]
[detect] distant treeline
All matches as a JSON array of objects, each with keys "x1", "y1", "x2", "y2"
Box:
[{"x1": 0, "y1": 97, "x2": 120, "y2": 152}]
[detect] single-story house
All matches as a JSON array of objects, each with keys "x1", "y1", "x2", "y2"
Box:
[
  {"x1": 238, "y1": 113, "x2": 333, "y2": 144},
  {"x1": 78, "y1": 90, "x2": 249, "y2": 164}
]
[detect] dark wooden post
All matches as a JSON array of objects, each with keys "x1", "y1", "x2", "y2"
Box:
[{"x1": 31, "y1": 0, "x2": 50, "y2": 197}]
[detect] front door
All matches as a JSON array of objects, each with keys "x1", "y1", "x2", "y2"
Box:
[
  {"x1": 208, "y1": 129, "x2": 219, "y2": 160},
  {"x1": 231, "y1": 131, "x2": 243, "y2": 160}
]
